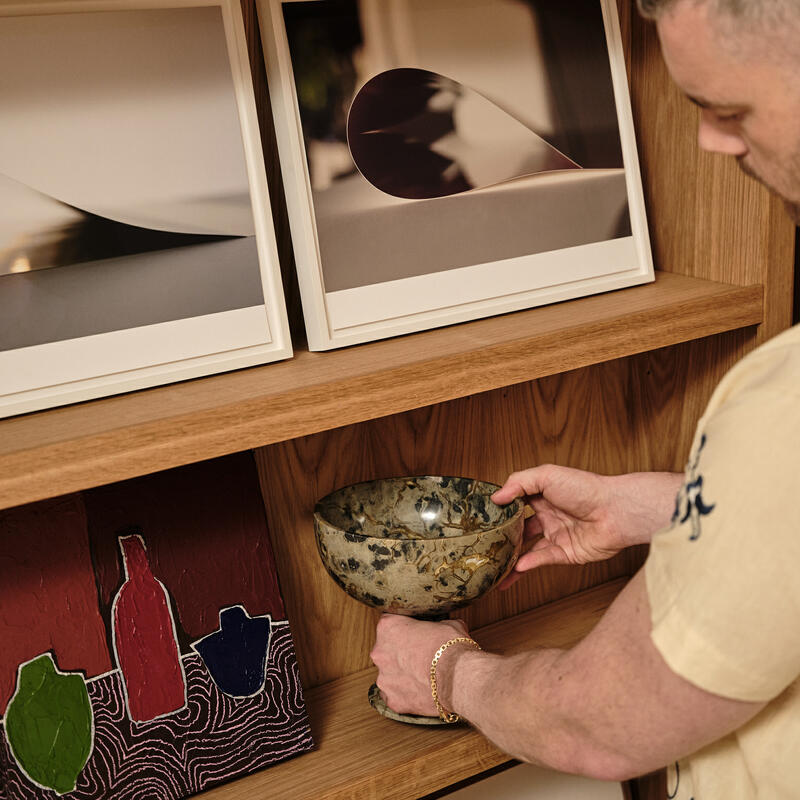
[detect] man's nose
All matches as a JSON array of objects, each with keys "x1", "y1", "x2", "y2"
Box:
[{"x1": 697, "y1": 109, "x2": 748, "y2": 156}]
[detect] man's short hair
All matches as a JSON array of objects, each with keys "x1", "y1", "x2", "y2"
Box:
[{"x1": 637, "y1": 0, "x2": 796, "y2": 25}]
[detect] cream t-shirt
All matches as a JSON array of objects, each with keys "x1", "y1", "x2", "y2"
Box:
[{"x1": 645, "y1": 323, "x2": 800, "y2": 799}]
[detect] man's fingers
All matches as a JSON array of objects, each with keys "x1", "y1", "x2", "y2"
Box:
[
  {"x1": 516, "y1": 543, "x2": 570, "y2": 570},
  {"x1": 491, "y1": 466, "x2": 554, "y2": 505},
  {"x1": 529, "y1": 537, "x2": 552, "y2": 551},
  {"x1": 499, "y1": 541, "x2": 569, "y2": 588},
  {"x1": 491, "y1": 479, "x2": 526, "y2": 505},
  {"x1": 523, "y1": 514, "x2": 544, "y2": 540},
  {"x1": 498, "y1": 570, "x2": 523, "y2": 590}
]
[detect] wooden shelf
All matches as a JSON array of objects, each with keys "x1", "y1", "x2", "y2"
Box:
[
  {"x1": 0, "y1": 271, "x2": 761, "y2": 511},
  {"x1": 197, "y1": 580, "x2": 625, "y2": 800}
]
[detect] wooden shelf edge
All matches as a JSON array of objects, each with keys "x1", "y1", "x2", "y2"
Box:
[
  {"x1": 197, "y1": 579, "x2": 627, "y2": 800},
  {"x1": 0, "y1": 273, "x2": 761, "y2": 511}
]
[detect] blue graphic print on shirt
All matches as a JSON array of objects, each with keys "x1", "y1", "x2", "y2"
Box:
[{"x1": 672, "y1": 433, "x2": 716, "y2": 541}]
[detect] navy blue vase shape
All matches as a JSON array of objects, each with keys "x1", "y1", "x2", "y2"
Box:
[{"x1": 193, "y1": 606, "x2": 272, "y2": 697}]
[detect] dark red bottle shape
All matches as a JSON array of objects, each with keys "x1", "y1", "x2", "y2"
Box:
[{"x1": 112, "y1": 534, "x2": 187, "y2": 722}]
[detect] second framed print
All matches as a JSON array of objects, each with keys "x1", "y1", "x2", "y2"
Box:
[
  {"x1": 0, "y1": 0, "x2": 293, "y2": 418},
  {"x1": 259, "y1": 0, "x2": 655, "y2": 350}
]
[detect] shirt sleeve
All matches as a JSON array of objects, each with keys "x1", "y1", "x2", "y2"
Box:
[{"x1": 645, "y1": 387, "x2": 800, "y2": 702}]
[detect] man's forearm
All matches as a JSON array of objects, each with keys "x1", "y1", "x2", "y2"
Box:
[
  {"x1": 606, "y1": 471, "x2": 684, "y2": 546},
  {"x1": 430, "y1": 570, "x2": 762, "y2": 782},
  {"x1": 436, "y1": 646, "x2": 630, "y2": 780}
]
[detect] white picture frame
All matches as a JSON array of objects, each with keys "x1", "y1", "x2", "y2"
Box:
[
  {"x1": 0, "y1": 0, "x2": 292, "y2": 418},
  {"x1": 258, "y1": 0, "x2": 654, "y2": 351}
]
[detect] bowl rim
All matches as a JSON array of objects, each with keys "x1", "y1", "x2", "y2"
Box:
[{"x1": 312, "y1": 474, "x2": 524, "y2": 541}]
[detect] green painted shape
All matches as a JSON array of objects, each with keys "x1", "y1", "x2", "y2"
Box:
[{"x1": 5, "y1": 654, "x2": 93, "y2": 795}]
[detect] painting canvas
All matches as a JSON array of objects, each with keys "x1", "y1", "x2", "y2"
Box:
[
  {"x1": 0, "y1": 1, "x2": 292, "y2": 418},
  {"x1": 260, "y1": 0, "x2": 653, "y2": 349},
  {"x1": 0, "y1": 453, "x2": 313, "y2": 799}
]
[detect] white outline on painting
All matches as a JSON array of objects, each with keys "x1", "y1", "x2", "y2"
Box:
[{"x1": 258, "y1": 0, "x2": 654, "y2": 350}]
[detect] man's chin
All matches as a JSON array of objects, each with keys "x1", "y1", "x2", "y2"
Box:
[{"x1": 782, "y1": 199, "x2": 800, "y2": 224}]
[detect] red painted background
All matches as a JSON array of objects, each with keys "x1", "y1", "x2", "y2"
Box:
[
  {"x1": 84, "y1": 452, "x2": 286, "y2": 649},
  {"x1": 0, "y1": 452, "x2": 285, "y2": 715},
  {"x1": 0, "y1": 496, "x2": 112, "y2": 715}
]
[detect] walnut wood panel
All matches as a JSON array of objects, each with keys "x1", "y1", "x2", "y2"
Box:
[
  {"x1": 197, "y1": 581, "x2": 624, "y2": 800},
  {"x1": 0, "y1": 274, "x2": 760, "y2": 513},
  {"x1": 634, "y1": 331, "x2": 757, "y2": 467}
]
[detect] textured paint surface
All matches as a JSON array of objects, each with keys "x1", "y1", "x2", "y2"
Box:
[
  {"x1": 112, "y1": 536, "x2": 186, "y2": 722},
  {"x1": 193, "y1": 606, "x2": 271, "y2": 697},
  {"x1": 0, "y1": 497, "x2": 112, "y2": 716},
  {"x1": 1, "y1": 636, "x2": 312, "y2": 799},
  {"x1": 314, "y1": 476, "x2": 524, "y2": 616},
  {"x1": 1, "y1": 453, "x2": 313, "y2": 798},
  {"x1": 5, "y1": 655, "x2": 92, "y2": 795},
  {"x1": 84, "y1": 453, "x2": 286, "y2": 646}
]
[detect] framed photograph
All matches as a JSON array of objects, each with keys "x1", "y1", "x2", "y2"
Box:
[
  {"x1": 258, "y1": 0, "x2": 654, "y2": 350},
  {"x1": 0, "y1": 0, "x2": 293, "y2": 419}
]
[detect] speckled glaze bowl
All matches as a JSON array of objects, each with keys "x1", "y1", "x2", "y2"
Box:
[{"x1": 313, "y1": 476, "x2": 524, "y2": 618}]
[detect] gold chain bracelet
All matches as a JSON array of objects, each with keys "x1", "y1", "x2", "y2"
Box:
[{"x1": 429, "y1": 636, "x2": 482, "y2": 723}]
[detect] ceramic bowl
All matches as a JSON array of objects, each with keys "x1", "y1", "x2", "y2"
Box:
[{"x1": 313, "y1": 476, "x2": 524, "y2": 617}]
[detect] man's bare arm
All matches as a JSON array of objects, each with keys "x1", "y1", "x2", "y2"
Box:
[
  {"x1": 375, "y1": 570, "x2": 764, "y2": 781},
  {"x1": 491, "y1": 467, "x2": 684, "y2": 580},
  {"x1": 442, "y1": 571, "x2": 764, "y2": 779}
]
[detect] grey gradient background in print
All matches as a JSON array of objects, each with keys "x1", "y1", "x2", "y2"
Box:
[{"x1": 0, "y1": 7, "x2": 264, "y2": 351}]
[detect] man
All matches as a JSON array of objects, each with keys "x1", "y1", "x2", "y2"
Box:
[{"x1": 370, "y1": 1, "x2": 800, "y2": 796}]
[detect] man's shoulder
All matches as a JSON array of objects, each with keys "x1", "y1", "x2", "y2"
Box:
[{"x1": 720, "y1": 323, "x2": 800, "y2": 400}]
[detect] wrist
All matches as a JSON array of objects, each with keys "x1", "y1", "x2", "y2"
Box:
[
  {"x1": 606, "y1": 471, "x2": 683, "y2": 547},
  {"x1": 430, "y1": 637, "x2": 482, "y2": 722},
  {"x1": 437, "y1": 646, "x2": 493, "y2": 722}
]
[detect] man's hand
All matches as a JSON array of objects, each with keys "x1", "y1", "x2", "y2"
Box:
[
  {"x1": 491, "y1": 465, "x2": 683, "y2": 586},
  {"x1": 370, "y1": 614, "x2": 470, "y2": 717}
]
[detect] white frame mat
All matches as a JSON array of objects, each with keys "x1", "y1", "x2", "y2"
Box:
[
  {"x1": 0, "y1": 0, "x2": 292, "y2": 418},
  {"x1": 259, "y1": 0, "x2": 654, "y2": 351}
]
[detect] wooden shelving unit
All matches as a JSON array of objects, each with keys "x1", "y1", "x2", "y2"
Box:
[
  {"x1": 0, "y1": 271, "x2": 761, "y2": 510},
  {"x1": 198, "y1": 581, "x2": 625, "y2": 800},
  {"x1": 2, "y1": 4, "x2": 795, "y2": 797}
]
